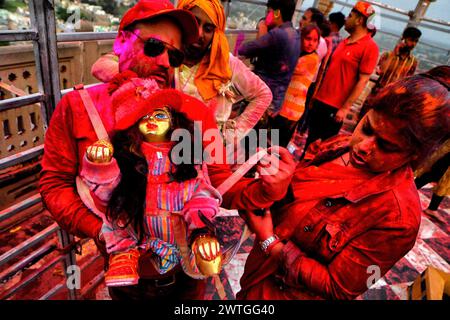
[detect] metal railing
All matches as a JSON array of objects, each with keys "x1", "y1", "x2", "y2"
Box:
[{"x1": 0, "y1": 0, "x2": 89, "y2": 300}]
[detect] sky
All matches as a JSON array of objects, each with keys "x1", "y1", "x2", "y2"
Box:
[{"x1": 300, "y1": 0, "x2": 450, "y2": 48}]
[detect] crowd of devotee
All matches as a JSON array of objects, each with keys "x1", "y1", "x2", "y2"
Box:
[{"x1": 39, "y1": 0, "x2": 449, "y2": 300}]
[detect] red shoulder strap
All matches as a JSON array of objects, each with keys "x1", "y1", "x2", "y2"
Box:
[{"x1": 74, "y1": 84, "x2": 110, "y2": 142}]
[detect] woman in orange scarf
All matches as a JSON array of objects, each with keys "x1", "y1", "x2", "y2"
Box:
[{"x1": 177, "y1": 0, "x2": 231, "y2": 101}]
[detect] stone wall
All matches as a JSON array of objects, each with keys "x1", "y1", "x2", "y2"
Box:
[{"x1": 0, "y1": 40, "x2": 114, "y2": 159}]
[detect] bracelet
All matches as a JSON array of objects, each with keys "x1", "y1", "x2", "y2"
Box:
[{"x1": 260, "y1": 234, "x2": 279, "y2": 254}]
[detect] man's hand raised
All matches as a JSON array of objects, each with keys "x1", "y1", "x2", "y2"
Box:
[{"x1": 257, "y1": 146, "x2": 296, "y2": 201}]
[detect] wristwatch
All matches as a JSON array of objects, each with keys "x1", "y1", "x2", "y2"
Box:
[{"x1": 260, "y1": 234, "x2": 279, "y2": 253}]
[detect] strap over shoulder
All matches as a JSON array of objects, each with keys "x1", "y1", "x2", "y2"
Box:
[{"x1": 74, "y1": 84, "x2": 110, "y2": 142}]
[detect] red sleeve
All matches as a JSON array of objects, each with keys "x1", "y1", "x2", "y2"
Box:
[
  {"x1": 39, "y1": 94, "x2": 102, "y2": 239},
  {"x1": 282, "y1": 223, "x2": 418, "y2": 299},
  {"x1": 359, "y1": 41, "x2": 379, "y2": 75},
  {"x1": 207, "y1": 163, "x2": 278, "y2": 210}
]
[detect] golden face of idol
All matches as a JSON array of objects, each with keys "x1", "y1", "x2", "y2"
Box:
[{"x1": 138, "y1": 107, "x2": 172, "y2": 142}]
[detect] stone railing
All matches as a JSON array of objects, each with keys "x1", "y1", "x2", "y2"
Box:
[{"x1": 0, "y1": 40, "x2": 114, "y2": 159}]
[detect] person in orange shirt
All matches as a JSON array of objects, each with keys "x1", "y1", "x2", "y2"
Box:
[{"x1": 278, "y1": 25, "x2": 321, "y2": 146}]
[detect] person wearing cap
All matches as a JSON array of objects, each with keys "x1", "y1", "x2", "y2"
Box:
[
  {"x1": 92, "y1": 0, "x2": 272, "y2": 147},
  {"x1": 39, "y1": 0, "x2": 199, "y2": 299},
  {"x1": 358, "y1": 26, "x2": 421, "y2": 121},
  {"x1": 304, "y1": 1, "x2": 379, "y2": 151},
  {"x1": 41, "y1": 0, "x2": 197, "y2": 238},
  {"x1": 40, "y1": 0, "x2": 296, "y2": 299}
]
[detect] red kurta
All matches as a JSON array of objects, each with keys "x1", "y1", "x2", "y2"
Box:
[{"x1": 238, "y1": 136, "x2": 421, "y2": 300}]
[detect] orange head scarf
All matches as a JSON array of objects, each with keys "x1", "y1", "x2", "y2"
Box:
[{"x1": 178, "y1": 0, "x2": 232, "y2": 101}]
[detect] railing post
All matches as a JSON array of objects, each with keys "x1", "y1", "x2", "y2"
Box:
[
  {"x1": 224, "y1": 0, "x2": 231, "y2": 19},
  {"x1": 407, "y1": 0, "x2": 434, "y2": 28},
  {"x1": 28, "y1": 0, "x2": 79, "y2": 300},
  {"x1": 293, "y1": 0, "x2": 305, "y2": 23},
  {"x1": 57, "y1": 229, "x2": 79, "y2": 300},
  {"x1": 28, "y1": 0, "x2": 62, "y2": 127}
]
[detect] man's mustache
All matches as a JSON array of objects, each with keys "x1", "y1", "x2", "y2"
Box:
[{"x1": 133, "y1": 64, "x2": 169, "y2": 78}]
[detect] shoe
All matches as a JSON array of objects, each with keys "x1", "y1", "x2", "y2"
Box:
[{"x1": 105, "y1": 248, "x2": 140, "y2": 287}]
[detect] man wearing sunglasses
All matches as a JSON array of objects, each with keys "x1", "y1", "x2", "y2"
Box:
[
  {"x1": 111, "y1": 2, "x2": 198, "y2": 89},
  {"x1": 41, "y1": 0, "x2": 296, "y2": 300},
  {"x1": 40, "y1": 0, "x2": 201, "y2": 299},
  {"x1": 93, "y1": 0, "x2": 272, "y2": 147}
]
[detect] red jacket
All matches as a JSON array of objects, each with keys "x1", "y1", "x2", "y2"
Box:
[
  {"x1": 40, "y1": 84, "x2": 281, "y2": 240},
  {"x1": 238, "y1": 136, "x2": 421, "y2": 300}
]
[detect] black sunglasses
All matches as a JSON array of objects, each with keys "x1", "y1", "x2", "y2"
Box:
[{"x1": 131, "y1": 31, "x2": 185, "y2": 67}]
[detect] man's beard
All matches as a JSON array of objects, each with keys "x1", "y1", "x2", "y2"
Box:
[
  {"x1": 131, "y1": 63, "x2": 171, "y2": 88},
  {"x1": 344, "y1": 24, "x2": 354, "y2": 33},
  {"x1": 185, "y1": 44, "x2": 209, "y2": 63}
]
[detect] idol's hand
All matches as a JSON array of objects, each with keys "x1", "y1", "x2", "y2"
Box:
[
  {"x1": 86, "y1": 139, "x2": 114, "y2": 163},
  {"x1": 192, "y1": 234, "x2": 222, "y2": 277}
]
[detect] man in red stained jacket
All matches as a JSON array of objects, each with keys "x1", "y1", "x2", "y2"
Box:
[
  {"x1": 237, "y1": 62, "x2": 450, "y2": 298},
  {"x1": 238, "y1": 135, "x2": 422, "y2": 300},
  {"x1": 40, "y1": 0, "x2": 295, "y2": 299}
]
